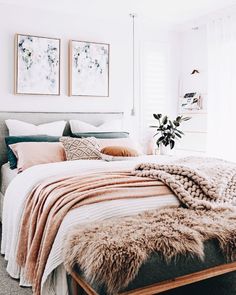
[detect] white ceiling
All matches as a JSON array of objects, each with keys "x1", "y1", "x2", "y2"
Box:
[{"x1": 1, "y1": 0, "x2": 236, "y2": 25}]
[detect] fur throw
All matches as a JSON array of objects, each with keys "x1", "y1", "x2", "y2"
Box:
[
  {"x1": 134, "y1": 157, "x2": 236, "y2": 210},
  {"x1": 63, "y1": 207, "x2": 236, "y2": 294}
]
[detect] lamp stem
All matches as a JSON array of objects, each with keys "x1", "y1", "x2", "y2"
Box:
[{"x1": 130, "y1": 13, "x2": 137, "y2": 116}]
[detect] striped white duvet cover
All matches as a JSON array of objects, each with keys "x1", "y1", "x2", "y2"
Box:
[{"x1": 1, "y1": 155, "x2": 180, "y2": 295}]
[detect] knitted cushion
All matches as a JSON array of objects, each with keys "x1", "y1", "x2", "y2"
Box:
[{"x1": 60, "y1": 137, "x2": 101, "y2": 160}]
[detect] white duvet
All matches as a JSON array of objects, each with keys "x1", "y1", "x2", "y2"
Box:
[{"x1": 1, "y1": 156, "x2": 180, "y2": 295}]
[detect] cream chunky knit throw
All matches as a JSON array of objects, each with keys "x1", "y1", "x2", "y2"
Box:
[{"x1": 134, "y1": 157, "x2": 236, "y2": 210}]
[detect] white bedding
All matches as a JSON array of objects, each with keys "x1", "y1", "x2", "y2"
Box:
[
  {"x1": 0, "y1": 163, "x2": 17, "y2": 221},
  {"x1": 0, "y1": 163, "x2": 17, "y2": 195},
  {"x1": 1, "y1": 156, "x2": 180, "y2": 295}
]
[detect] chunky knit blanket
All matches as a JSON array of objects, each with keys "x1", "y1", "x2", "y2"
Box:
[{"x1": 134, "y1": 157, "x2": 236, "y2": 210}]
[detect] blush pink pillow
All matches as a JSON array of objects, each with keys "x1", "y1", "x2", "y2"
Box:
[{"x1": 9, "y1": 142, "x2": 66, "y2": 172}]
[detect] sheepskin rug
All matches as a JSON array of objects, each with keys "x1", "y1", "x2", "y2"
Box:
[{"x1": 63, "y1": 207, "x2": 236, "y2": 294}]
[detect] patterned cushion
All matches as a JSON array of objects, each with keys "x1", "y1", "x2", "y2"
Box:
[{"x1": 60, "y1": 137, "x2": 101, "y2": 160}]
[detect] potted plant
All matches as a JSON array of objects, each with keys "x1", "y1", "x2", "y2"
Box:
[{"x1": 151, "y1": 114, "x2": 191, "y2": 155}]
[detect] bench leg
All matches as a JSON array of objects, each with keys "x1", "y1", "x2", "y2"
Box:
[{"x1": 72, "y1": 277, "x2": 89, "y2": 295}]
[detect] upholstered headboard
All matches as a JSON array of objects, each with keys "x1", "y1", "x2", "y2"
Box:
[{"x1": 0, "y1": 111, "x2": 124, "y2": 167}]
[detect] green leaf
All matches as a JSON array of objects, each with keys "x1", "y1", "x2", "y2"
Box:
[
  {"x1": 175, "y1": 129, "x2": 184, "y2": 135},
  {"x1": 157, "y1": 136, "x2": 164, "y2": 142},
  {"x1": 156, "y1": 136, "x2": 164, "y2": 146},
  {"x1": 169, "y1": 120, "x2": 173, "y2": 128},
  {"x1": 170, "y1": 140, "x2": 175, "y2": 149},
  {"x1": 173, "y1": 121, "x2": 180, "y2": 127},
  {"x1": 153, "y1": 114, "x2": 162, "y2": 120},
  {"x1": 153, "y1": 114, "x2": 159, "y2": 120},
  {"x1": 162, "y1": 116, "x2": 168, "y2": 125},
  {"x1": 182, "y1": 116, "x2": 191, "y2": 121},
  {"x1": 176, "y1": 116, "x2": 182, "y2": 122}
]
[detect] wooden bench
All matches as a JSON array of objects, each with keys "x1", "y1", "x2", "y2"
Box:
[
  {"x1": 69, "y1": 261, "x2": 236, "y2": 295},
  {"x1": 67, "y1": 236, "x2": 236, "y2": 295}
]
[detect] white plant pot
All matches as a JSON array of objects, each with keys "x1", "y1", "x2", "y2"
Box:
[{"x1": 159, "y1": 144, "x2": 172, "y2": 155}]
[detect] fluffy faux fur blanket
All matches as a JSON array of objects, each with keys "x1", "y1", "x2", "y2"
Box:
[
  {"x1": 134, "y1": 157, "x2": 236, "y2": 210},
  {"x1": 63, "y1": 206, "x2": 236, "y2": 294},
  {"x1": 16, "y1": 170, "x2": 171, "y2": 295}
]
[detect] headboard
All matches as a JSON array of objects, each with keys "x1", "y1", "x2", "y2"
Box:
[{"x1": 0, "y1": 111, "x2": 124, "y2": 167}]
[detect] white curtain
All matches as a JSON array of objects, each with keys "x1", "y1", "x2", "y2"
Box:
[{"x1": 207, "y1": 14, "x2": 236, "y2": 162}]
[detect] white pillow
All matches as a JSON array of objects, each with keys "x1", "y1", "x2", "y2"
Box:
[
  {"x1": 69, "y1": 119, "x2": 123, "y2": 133},
  {"x1": 5, "y1": 119, "x2": 67, "y2": 136}
]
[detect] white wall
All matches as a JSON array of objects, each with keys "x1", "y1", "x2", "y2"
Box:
[
  {"x1": 0, "y1": 3, "x2": 179, "y2": 126},
  {"x1": 180, "y1": 26, "x2": 207, "y2": 96},
  {"x1": 138, "y1": 25, "x2": 181, "y2": 118},
  {"x1": 177, "y1": 25, "x2": 208, "y2": 154},
  {"x1": 0, "y1": 3, "x2": 133, "y2": 113}
]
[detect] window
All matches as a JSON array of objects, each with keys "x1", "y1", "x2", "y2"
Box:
[{"x1": 140, "y1": 42, "x2": 168, "y2": 131}]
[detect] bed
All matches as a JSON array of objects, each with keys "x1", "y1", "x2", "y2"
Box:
[
  {"x1": 0, "y1": 163, "x2": 17, "y2": 220},
  {"x1": 0, "y1": 111, "x2": 124, "y2": 220},
  {"x1": 0, "y1": 111, "x2": 236, "y2": 295},
  {"x1": 0, "y1": 111, "x2": 178, "y2": 294}
]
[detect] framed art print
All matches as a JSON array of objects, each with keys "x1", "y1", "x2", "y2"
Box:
[
  {"x1": 69, "y1": 40, "x2": 109, "y2": 97},
  {"x1": 15, "y1": 34, "x2": 60, "y2": 95}
]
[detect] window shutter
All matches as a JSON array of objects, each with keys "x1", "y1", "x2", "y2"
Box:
[{"x1": 141, "y1": 42, "x2": 168, "y2": 129}]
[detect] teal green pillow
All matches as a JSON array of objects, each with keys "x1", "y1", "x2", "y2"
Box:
[
  {"x1": 5, "y1": 135, "x2": 60, "y2": 169},
  {"x1": 72, "y1": 132, "x2": 129, "y2": 139}
]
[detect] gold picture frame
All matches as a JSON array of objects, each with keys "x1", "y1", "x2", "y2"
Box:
[
  {"x1": 15, "y1": 33, "x2": 61, "y2": 95},
  {"x1": 68, "y1": 40, "x2": 109, "y2": 97}
]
